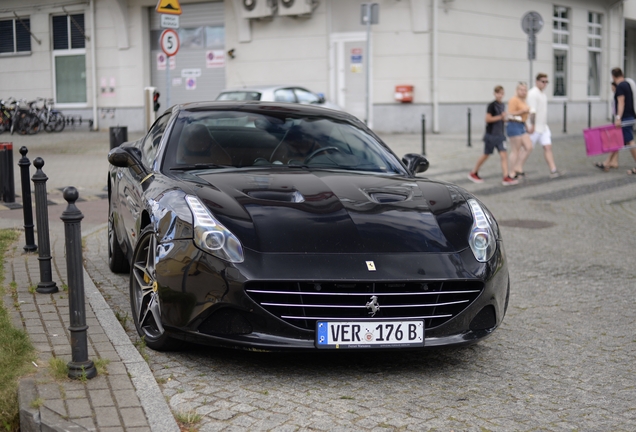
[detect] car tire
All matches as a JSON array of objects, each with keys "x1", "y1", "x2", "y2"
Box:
[
  {"x1": 108, "y1": 204, "x2": 130, "y2": 273},
  {"x1": 130, "y1": 226, "x2": 182, "y2": 351}
]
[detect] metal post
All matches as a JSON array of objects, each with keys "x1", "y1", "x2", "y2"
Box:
[
  {"x1": 563, "y1": 102, "x2": 567, "y2": 134},
  {"x1": 467, "y1": 108, "x2": 472, "y2": 147},
  {"x1": 61, "y1": 187, "x2": 97, "y2": 380},
  {"x1": 166, "y1": 57, "x2": 171, "y2": 110},
  {"x1": 421, "y1": 114, "x2": 426, "y2": 155},
  {"x1": 588, "y1": 101, "x2": 592, "y2": 129},
  {"x1": 1, "y1": 143, "x2": 16, "y2": 203},
  {"x1": 365, "y1": 6, "x2": 371, "y2": 125},
  {"x1": 32, "y1": 157, "x2": 58, "y2": 294},
  {"x1": 18, "y1": 147, "x2": 37, "y2": 252}
]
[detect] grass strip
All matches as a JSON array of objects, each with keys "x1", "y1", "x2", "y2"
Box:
[{"x1": 0, "y1": 229, "x2": 36, "y2": 432}]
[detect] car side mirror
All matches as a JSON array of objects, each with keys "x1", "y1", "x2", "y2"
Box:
[
  {"x1": 108, "y1": 147, "x2": 147, "y2": 176},
  {"x1": 402, "y1": 153, "x2": 429, "y2": 174}
]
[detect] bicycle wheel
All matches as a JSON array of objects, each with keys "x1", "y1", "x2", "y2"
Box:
[
  {"x1": 53, "y1": 113, "x2": 65, "y2": 132},
  {"x1": 26, "y1": 114, "x2": 41, "y2": 135}
]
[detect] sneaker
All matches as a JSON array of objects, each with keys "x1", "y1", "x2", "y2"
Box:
[
  {"x1": 549, "y1": 170, "x2": 562, "y2": 179},
  {"x1": 468, "y1": 172, "x2": 484, "y2": 183},
  {"x1": 502, "y1": 176, "x2": 519, "y2": 186}
]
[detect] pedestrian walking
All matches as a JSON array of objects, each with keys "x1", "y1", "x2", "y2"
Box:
[
  {"x1": 527, "y1": 73, "x2": 562, "y2": 178},
  {"x1": 595, "y1": 67, "x2": 636, "y2": 173},
  {"x1": 506, "y1": 82, "x2": 533, "y2": 179},
  {"x1": 468, "y1": 85, "x2": 518, "y2": 186}
]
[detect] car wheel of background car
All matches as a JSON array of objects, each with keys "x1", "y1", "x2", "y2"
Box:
[
  {"x1": 130, "y1": 226, "x2": 182, "y2": 351},
  {"x1": 303, "y1": 146, "x2": 340, "y2": 163},
  {"x1": 108, "y1": 206, "x2": 129, "y2": 273}
]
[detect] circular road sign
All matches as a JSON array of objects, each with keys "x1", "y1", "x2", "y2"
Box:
[
  {"x1": 521, "y1": 11, "x2": 544, "y2": 35},
  {"x1": 160, "y1": 29, "x2": 179, "y2": 57}
]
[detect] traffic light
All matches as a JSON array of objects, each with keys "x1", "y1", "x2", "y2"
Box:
[{"x1": 153, "y1": 91, "x2": 160, "y2": 112}]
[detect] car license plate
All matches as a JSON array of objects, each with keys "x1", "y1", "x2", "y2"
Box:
[{"x1": 316, "y1": 320, "x2": 424, "y2": 349}]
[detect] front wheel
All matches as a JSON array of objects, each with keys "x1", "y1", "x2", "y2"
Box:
[{"x1": 130, "y1": 227, "x2": 182, "y2": 351}]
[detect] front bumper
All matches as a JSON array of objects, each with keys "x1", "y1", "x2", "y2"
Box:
[{"x1": 154, "y1": 239, "x2": 509, "y2": 351}]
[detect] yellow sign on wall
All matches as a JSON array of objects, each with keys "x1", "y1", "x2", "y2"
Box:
[{"x1": 156, "y1": 0, "x2": 182, "y2": 15}]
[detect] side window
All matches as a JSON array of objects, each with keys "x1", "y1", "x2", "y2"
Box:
[
  {"x1": 142, "y1": 114, "x2": 171, "y2": 169},
  {"x1": 274, "y1": 89, "x2": 296, "y2": 103},
  {"x1": 294, "y1": 88, "x2": 319, "y2": 104}
]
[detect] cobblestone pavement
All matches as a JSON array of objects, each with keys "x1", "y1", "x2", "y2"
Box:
[{"x1": 81, "y1": 130, "x2": 636, "y2": 431}]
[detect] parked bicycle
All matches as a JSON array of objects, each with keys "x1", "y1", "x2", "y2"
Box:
[
  {"x1": 0, "y1": 98, "x2": 16, "y2": 134},
  {"x1": 34, "y1": 98, "x2": 65, "y2": 132}
]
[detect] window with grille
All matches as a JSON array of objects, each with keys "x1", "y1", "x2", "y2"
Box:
[
  {"x1": 553, "y1": 6, "x2": 570, "y2": 97},
  {"x1": 0, "y1": 17, "x2": 31, "y2": 54},
  {"x1": 588, "y1": 12, "x2": 602, "y2": 97},
  {"x1": 52, "y1": 13, "x2": 87, "y2": 104}
]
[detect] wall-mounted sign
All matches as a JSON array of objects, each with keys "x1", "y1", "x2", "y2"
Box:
[
  {"x1": 186, "y1": 77, "x2": 197, "y2": 90},
  {"x1": 181, "y1": 68, "x2": 202, "y2": 78},
  {"x1": 157, "y1": 53, "x2": 176, "y2": 70},
  {"x1": 206, "y1": 50, "x2": 225, "y2": 68}
]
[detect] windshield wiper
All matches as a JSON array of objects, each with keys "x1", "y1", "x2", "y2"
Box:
[{"x1": 170, "y1": 163, "x2": 233, "y2": 171}]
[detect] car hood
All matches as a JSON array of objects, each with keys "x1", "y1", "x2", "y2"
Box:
[{"x1": 179, "y1": 170, "x2": 473, "y2": 253}]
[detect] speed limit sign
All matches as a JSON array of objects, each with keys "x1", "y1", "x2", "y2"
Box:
[{"x1": 160, "y1": 29, "x2": 179, "y2": 57}]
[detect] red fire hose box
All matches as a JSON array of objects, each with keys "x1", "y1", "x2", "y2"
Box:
[{"x1": 395, "y1": 85, "x2": 414, "y2": 103}]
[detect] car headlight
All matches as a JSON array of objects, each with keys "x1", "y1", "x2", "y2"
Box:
[
  {"x1": 185, "y1": 195, "x2": 244, "y2": 263},
  {"x1": 467, "y1": 199, "x2": 496, "y2": 263}
]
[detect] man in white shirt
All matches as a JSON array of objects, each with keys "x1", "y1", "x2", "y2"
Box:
[{"x1": 527, "y1": 73, "x2": 562, "y2": 178}]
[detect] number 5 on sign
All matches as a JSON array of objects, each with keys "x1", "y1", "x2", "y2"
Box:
[{"x1": 160, "y1": 29, "x2": 179, "y2": 57}]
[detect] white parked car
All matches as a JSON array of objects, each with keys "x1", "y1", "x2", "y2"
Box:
[{"x1": 216, "y1": 85, "x2": 342, "y2": 111}]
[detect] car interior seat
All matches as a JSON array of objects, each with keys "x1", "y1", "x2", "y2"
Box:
[{"x1": 177, "y1": 123, "x2": 232, "y2": 165}]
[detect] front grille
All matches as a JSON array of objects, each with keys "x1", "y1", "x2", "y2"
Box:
[{"x1": 245, "y1": 281, "x2": 483, "y2": 330}]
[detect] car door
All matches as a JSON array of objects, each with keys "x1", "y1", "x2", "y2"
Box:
[{"x1": 118, "y1": 113, "x2": 171, "y2": 249}]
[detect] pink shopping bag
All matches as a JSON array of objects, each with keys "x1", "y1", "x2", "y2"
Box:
[{"x1": 583, "y1": 124, "x2": 624, "y2": 156}]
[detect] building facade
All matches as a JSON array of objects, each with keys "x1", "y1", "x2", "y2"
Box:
[{"x1": 0, "y1": 0, "x2": 628, "y2": 133}]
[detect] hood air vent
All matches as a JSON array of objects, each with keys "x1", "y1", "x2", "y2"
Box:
[{"x1": 246, "y1": 190, "x2": 305, "y2": 203}]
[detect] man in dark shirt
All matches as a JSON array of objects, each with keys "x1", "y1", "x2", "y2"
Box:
[
  {"x1": 596, "y1": 67, "x2": 636, "y2": 173},
  {"x1": 468, "y1": 86, "x2": 518, "y2": 185}
]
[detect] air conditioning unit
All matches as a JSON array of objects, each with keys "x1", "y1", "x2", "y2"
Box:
[
  {"x1": 240, "y1": 0, "x2": 276, "y2": 19},
  {"x1": 278, "y1": 0, "x2": 318, "y2": 17}
]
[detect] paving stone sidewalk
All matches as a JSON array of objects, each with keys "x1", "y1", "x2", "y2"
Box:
[{"x1": 2, "y1": 219, "x2": 179, "y2": 431}]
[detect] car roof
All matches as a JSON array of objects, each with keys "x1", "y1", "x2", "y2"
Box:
[
  {"x1": 218, "y1": 85, "x2": 309, "y2": 93},
  {"x1": 176, "y1": 101, "x2": 359, "y2": 123}
]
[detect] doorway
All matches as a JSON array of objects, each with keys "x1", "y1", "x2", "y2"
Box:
[{"x1": 329, "y1": 32, "x2": 371, "y2": 126}]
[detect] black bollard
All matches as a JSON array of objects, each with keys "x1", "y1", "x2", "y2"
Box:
[
  {"x1": 18, "y1": 147, "x2": 37, "y2": 252},
  {"x1": 32, "y1": 157, "x2": 58, "y2": 294},
  {"x1": 61, "y1": 187, "x2": 97, "y2": 380},
  {"x1": 1, "y1": 143, "x2": 16, "y2": 203},
  {"x1": 421, "y1": 114, "x2": 426, "y2": 155},
  {"x1": 588, "y1": 101, "x2": 592, "y2": 129},
  {"x1": 563, "y1": 102, "x2": 567, "y2": 134},
  {"x1": 467, "y1": 108, "x2": 472, "y2": 147}
]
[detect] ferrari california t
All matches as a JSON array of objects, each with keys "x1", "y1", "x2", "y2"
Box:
[{"x1": 107, "y1": 101, "x2": 510, "y2": 352}]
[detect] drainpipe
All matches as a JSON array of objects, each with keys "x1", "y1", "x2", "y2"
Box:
[
  {"x1": 432, "y1": 0, "x2": 439, "y2": 133},
  {"x1": 90, "y1": 0, "x2": 98, "y2": 131}
]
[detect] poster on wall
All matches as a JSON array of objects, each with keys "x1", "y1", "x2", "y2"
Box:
[
  {"x1": 186, "y1": 77, "x2": 197, "y2": 90},
  {"x1": 157, "y1": 53, "x2": 176, "y2": 70},
  {"x1": 206, "y1": 50, "x2": 225, "y2": 68},
  {"x1": 172, "y1": 77, "x2": 183, "y2": 86},
  {"x1": 100, "y1": 77, "x2": 115, "y2": 97}
]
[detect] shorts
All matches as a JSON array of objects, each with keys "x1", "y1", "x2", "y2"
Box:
[
  {"x1": 483, "y1": 133, "x2": 507, "y2": 155},
  {"x1": 529, "y1": 126, "x2": 552, "y2": 147},
  {"x1": 622, "y1": 117, "x2": 634, "y2": 144},
  {"x1": 506, "y1": 122, "x2": 526, "y2": 137}
]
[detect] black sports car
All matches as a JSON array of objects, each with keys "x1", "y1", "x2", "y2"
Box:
[{"x1": 107, "y1": 102, "x2": 509, "y2": 352}]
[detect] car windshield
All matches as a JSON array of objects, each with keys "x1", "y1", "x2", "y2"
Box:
[
  {"x1": 162, "y1": 110, "x2": 406, "y2": 175},
  {"x1": 216, "y1": 91, "x2": 262, "y2": 101}
]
